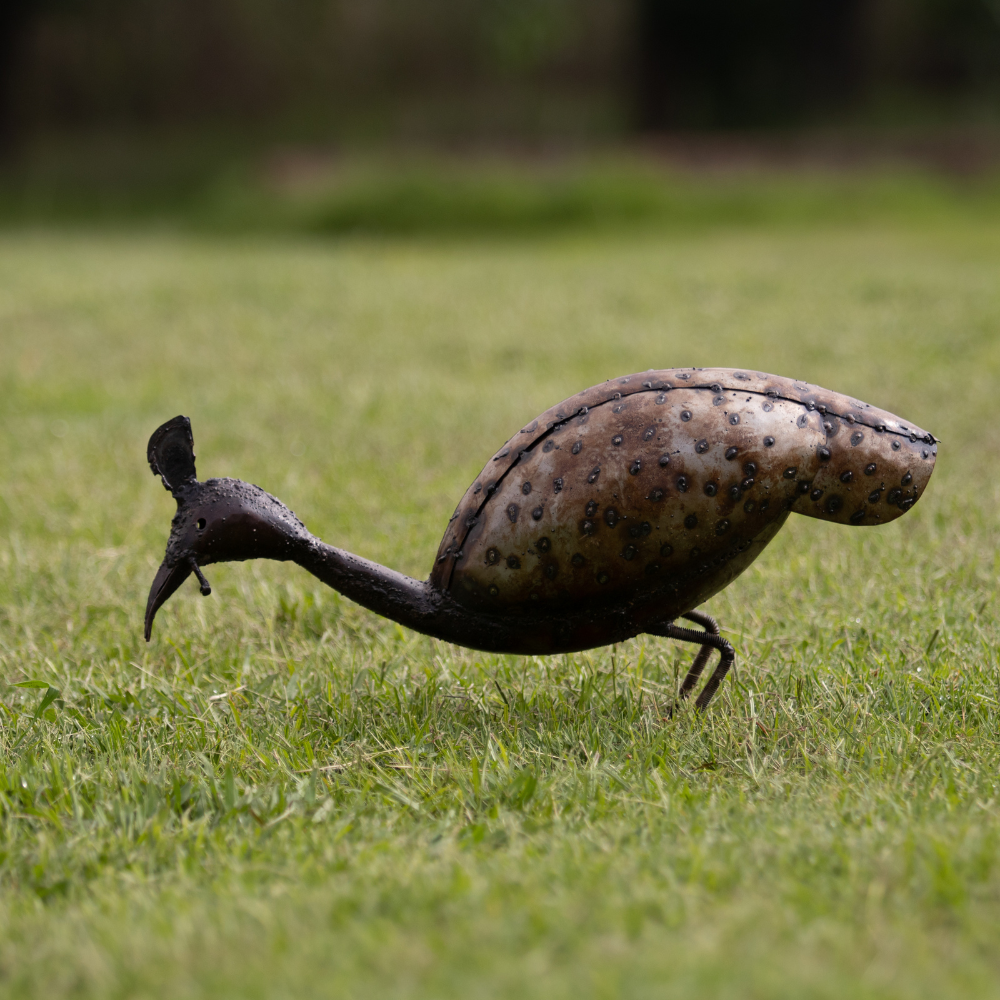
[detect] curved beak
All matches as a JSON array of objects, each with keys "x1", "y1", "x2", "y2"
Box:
[
  {"x1": 145, "y1": 553, "x2": 214, "y2": 641},
  {"x1": 144, "y1": 558, "x2": 193, "y2": 642}
]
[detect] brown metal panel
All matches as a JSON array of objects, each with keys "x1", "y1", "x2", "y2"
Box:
[{"x1": 432, "y1": 368, "x2": 937, "y2": 610}]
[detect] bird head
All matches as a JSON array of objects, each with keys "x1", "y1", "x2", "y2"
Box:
[{"x1": 144, "y1": 416, "x2": 310, "y2": 640}]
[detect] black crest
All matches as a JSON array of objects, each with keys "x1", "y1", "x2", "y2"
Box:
[{"x1": 147, "y1": 415, "x2": 197, "y2": 492}]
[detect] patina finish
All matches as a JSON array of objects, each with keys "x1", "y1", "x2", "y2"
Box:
[{"x1": 144, "y1": 368, "x2": 937, "y2": 709}]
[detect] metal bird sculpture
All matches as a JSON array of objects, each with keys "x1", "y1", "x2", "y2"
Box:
[{"x1": 144, "y1": 368, "x2": 937, "y2": 709}]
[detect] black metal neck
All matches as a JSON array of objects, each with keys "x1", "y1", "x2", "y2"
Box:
[{"x1": 294, "y1": 538, "x2": 448, "y2": 635}]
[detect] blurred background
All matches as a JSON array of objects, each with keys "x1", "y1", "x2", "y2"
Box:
[{"x1": 2, "y1": 0, "x2": 1000, "y2": 229}]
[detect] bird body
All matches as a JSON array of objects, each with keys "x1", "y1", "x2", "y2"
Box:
[
  {"x1": 435, "y1": 368, "x2": 935, "y2": 620},
  {"x1": 144, "y1": 368, "x2": 937, "y2": 708}
]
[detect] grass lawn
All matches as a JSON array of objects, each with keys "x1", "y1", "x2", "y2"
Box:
[{"x1": 2, "y1": 198, "x2": 1000, "y2": 997}]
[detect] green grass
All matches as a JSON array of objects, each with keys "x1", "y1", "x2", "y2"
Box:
[{"x1": 3, "y1": 208, "x2": 1000, "y2": 997}]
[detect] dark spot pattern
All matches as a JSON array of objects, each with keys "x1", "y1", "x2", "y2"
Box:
[
  {"x1": 507, "y1": 555, "x2": 520, "y2": 569},
  {"x1": 507, "y1": 504, "x2": 519, "y2": 523},
  {"x1": 437, "y1": 368, "x2": 937, "y2": 606}
]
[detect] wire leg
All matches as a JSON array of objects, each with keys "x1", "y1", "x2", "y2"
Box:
[
  {"x1": 678, "y1": 610, "x2": 720, "y2": 697},
  {"x1": 648, "y1": 611, "x2": 735, "y2": 710}
]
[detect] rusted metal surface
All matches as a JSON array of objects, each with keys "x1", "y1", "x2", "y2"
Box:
[
  {"x1": 432, "y1": 368, "x2": 936, "y2": 613},
  {"x1": 144, "y1": 368, "x2": 937, "y2": 709}
]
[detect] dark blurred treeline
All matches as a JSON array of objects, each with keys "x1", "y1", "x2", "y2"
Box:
[
  {"x1": 638, "y1": 0, "x2": 1000, "y2": 129},
  {"x1": 3, "y1": 0, "x2": 1000, "y2": 148}
]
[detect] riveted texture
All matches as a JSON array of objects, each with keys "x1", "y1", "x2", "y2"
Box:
[{"x1": 432, "y1": 368, "x2": 937, "y2": 615}]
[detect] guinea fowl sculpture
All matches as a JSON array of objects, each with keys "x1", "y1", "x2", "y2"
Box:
[{"x1": 144, "y1": 368, "x2": 937, "y2": 709}]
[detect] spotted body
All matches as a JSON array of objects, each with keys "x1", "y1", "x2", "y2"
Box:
[
  {"x1": 144, "y1": 367, "x2": 937, "y2": 710},
  {"x1": 432, "y1": 368, "x2": 937, "y2": 621}
]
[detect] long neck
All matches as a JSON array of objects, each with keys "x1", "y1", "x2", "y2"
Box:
[
  {"x1": 295, "y1": 537, "x2": 442, "y2": 630},
  {"x1": 289, "y1": 536, "x2": 642, "y2": 656}
]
